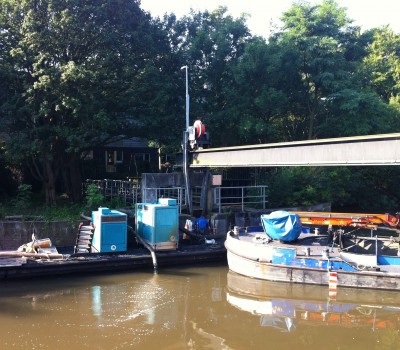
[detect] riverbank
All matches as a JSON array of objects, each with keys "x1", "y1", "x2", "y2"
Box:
[{"x1": 0, "y1": 220, "x2": 78, "y2": 251}]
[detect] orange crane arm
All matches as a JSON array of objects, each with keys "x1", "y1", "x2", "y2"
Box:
[{"x1": 291, "y1": 211, "x2": 400, "y2": 229}]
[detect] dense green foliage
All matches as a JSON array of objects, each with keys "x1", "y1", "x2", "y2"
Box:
[
  {"x1": 0, "y1": 0, "x2": 163, "y2": 204},
  {"x1": 1, "y1": 0, "x2": 400, "y2": 213},
  {"x1": 85, "y1": 183, "x2": 105, "y2": 211}
]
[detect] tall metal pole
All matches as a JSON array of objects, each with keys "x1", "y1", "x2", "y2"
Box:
[
  {"x1": 181, "y1": 65, "x2": 192, "y2": 215},
  {"x1": 184, "y1": 65, "x2": 190, "y2": 130}
]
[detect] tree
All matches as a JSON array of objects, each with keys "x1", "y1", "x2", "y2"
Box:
[
  {"x1": 227, "y1": 35, "x2": 306, "y2": 144},
  {"x1": 0, "y1": 0, "x2": 160, "y2": 204},
  {"x1": 323, "y1": 26, "x2": 400, "y2": 137},
  {"x1": 163, "y1": 7, "x2": 252, "y2": 147},
  {"x1": 278, "y1": 0, "x2": 356, "y2": 139},
  {"x1": 360, "y1": 27, "x2": 400, "y2": 111}
]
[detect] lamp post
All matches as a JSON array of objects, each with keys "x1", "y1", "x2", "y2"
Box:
[
  {"x1": 181, "y1": 65, "x2": 189, "y2": 130},
  {"x1": 180, "y1": 65, "x2": 192, "y2": 215}
]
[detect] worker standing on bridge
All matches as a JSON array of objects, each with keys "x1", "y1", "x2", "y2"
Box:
[
  {"x1": 193, "y1": 116, "x2": 209, "y2": 149},
  {"x1": 194, "y1": 116, "x2": 206, "y2": 139}
]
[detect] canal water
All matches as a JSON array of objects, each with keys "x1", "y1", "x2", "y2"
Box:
[{"x1": 1, "y1": 264, "x2": 400, "y2": 350}]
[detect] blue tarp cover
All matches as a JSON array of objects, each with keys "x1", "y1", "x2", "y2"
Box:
[{"x1": 261, "y1": 211, "x2": 302, "y2": 242}]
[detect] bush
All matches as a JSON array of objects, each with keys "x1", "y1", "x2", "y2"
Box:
[
  {"x1": 11, "y1": 184, "x2": 32, "y2": 211},
  {"x1": 85, "y1": 184, "x2": 105, "y2": 211}
]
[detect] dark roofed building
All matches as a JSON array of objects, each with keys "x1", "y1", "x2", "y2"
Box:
[{"x1": 82, "y1": 137, "x2": 159, "y2": 180}]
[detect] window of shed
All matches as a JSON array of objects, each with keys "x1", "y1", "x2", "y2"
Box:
[
  {"x1": 115, "y1": 150, "x2": 123, "y2": 163},
  {"x1": 134, "y1": 153, "x2": 150, "y2": 162}
]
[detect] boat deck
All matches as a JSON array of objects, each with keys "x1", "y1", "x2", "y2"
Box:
[
  {"x1": 0, "y1": 239, "x2": 227, "y2": 280},
  {"x1": 236, "y1": 231, "x2": 342, "y2": 256}
]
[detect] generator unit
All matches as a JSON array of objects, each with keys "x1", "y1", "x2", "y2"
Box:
[
  {"x1": 135, "y1": 198, "x2": 179, "y2": 251},
  {"x1": 91, "y1": 207, "x2": 127, "y2": 253}
]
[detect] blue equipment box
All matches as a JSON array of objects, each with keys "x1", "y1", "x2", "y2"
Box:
[
  {"x1": 91, "y1": 207, "x2": 127, "y2": 253},
  {"x1": 135, "y1": 199, "x2": 179, "y2": 251}
]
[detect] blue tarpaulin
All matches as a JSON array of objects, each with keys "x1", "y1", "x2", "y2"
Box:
[{"x1": 261, "y1": 211, "x2": 302, "y2": 242}]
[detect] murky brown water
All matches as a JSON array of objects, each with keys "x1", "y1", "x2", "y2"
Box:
[{"x1": 1, "y1": 264, "x2": 400, "y2": 350}]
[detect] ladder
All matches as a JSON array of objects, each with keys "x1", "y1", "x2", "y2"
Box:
[{"x1": 74, "y1": 223, "x2": 94, "y2": 253}]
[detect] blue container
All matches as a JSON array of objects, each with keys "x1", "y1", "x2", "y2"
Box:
[
  {"x1": 135, "y1": 199, "x2": 178, "y2": 251},
  {"x1": 91, "y1": 207, "x2": 127, "y2": 253}
]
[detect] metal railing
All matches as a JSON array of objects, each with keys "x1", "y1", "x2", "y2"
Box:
[
  {"x1": 213, "y1": 185, "x2": 268, "y2": 213},
  {"x1": 142, "y1": 187, "x2": 186, "y2": 213},
  {"x1": 85, "y1": 179, "x2": 267, "y2": 214},
  {"x1": 84, "y1": 179, "x2": 140, "y2": 207},
  {"x1": 191, "y1": 186, "x2": 202, "y2": 208}
]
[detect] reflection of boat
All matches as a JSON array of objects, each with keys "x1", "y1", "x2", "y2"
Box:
[
  {"x1": 226, "y1": 271, "x2": 400, "y2": 331},
  {"x1": 225, "y1": 211, "x2": 400, "y2": 290}
]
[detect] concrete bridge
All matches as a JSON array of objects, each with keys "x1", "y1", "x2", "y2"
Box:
[{"x1": 190, "y1": 133, "x2": 400, "y2": 168}]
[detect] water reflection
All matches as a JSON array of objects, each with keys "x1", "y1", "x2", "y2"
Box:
[
  {"x1": 88, "y1": 274, "x2": 186, "y2": 329},
  {"x1": 226, "y1": 271, "x2": 400, "y2": 333},
  {"x1": 0, "y1": 266, "x2": 400, "y2": 349}
]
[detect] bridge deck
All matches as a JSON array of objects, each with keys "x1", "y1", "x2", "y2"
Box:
[{"x1": 190, "y1": 133, "x2": 400, "y2": 167}]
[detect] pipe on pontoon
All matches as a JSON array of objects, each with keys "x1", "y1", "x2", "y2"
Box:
[
  {"x1": 132, "y1": 230, "x2": 158, "y2": 274},
  {"x1": 179, "y1": 226, "x2": 226, "y2": 240},
  {"x1": 0, "y1": 251, "x2": 65, "y2": 259}
]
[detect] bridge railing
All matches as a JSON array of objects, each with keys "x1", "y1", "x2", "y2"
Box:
[{"x1": 213, "y1": 185, "x2": 268, "y2": 213}]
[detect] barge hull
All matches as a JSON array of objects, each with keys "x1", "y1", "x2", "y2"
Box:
[
  {"x1": 227, "y1": 250, "x2": 400, "y2": 290},
  {"x1": 0, "y1": 245, "x2": 227, "y2": 280}
]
